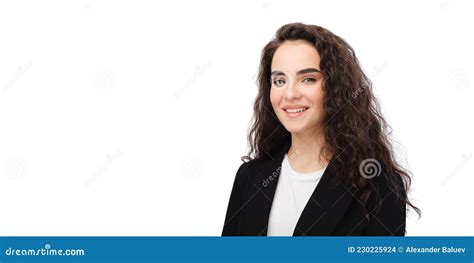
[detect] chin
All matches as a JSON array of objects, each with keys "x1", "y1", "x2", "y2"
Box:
[{"x1": 282, "y1": 123, "x2": 308, "y2": 134}]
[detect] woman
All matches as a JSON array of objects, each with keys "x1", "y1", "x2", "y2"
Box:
[{"x1": 222, "y1": 22, "x2": 420, "y2": 236}]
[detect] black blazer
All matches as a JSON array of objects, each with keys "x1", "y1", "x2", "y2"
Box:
[{"x1": 222, "y1": 142, "x2": 406, "y2": 236}]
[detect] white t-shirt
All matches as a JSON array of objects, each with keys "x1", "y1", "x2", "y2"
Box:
[{"x1": 267, "y1": 154, "x2": 326, "y2": 236}]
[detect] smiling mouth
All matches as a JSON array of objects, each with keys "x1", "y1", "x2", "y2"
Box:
[{"x1": 284, "y1": 107, "x2": 309, "y2": 113}]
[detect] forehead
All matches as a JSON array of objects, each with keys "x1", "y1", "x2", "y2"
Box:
[{"x1": 271, "y1": 40, "x2": 321, "y2": 74}]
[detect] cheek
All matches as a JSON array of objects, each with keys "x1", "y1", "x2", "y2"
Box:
[
  {"x1": 303, "y1": 88, "x2": 325, "y2": 121},
  {"x1": 269, "y1": 88, "x2": 281, "y2": 110},
  {"x1": 314, "y1": 93, "x2": 325, "y2": 109},
  {"x1": 308, "y1": 86, "x2": 325, "y2": 108}
]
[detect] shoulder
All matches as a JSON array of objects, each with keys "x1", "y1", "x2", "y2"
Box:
[
  {"x1": 238, "y1": 157, "x2": 268, "y2": 170},
  {"x1": 234, "y1": 157, "x2": 269, "y2": 182},
  {"x1": 232, "y1": 156, "x2": 279, "y2": 190},
  {"x1": 371, "y1": 170, "x2": 406, "y2": 201},
  {"x1": 366, "y1": 170, "x2": 407, "y2": 219}
]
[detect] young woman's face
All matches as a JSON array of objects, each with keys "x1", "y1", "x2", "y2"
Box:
[{"x1": 270, "y1": 40, "x2": 325, "y2": 135}]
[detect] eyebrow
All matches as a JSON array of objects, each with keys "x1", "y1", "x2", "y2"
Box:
[{"x1": 271, "y1": 68, "x2": 322, "y2": 76}]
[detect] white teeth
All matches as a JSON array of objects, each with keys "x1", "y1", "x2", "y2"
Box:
[{"x1": 285, "y1": 108, "x2": 307, "y2": 113}]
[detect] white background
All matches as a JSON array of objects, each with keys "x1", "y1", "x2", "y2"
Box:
[{"x1": 0, "y1": 0, "x2": 473, "y2": 236}]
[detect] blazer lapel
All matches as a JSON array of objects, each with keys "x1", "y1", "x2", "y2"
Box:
[
  {"x1": 293, "y1": 164, "x2": 357, "y2": 236},
  {"x1": 243, "y1": 141, "x2": 357, "y2": 236},
  {"x1": 243, "y1": 141, "x2": 291, "y2": 236}
]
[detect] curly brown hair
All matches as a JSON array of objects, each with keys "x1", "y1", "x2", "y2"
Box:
[{"x1": 244, "y1": 22, "x2": 420, "y2": 218}]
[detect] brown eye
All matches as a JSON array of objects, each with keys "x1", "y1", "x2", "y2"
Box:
[
  {"x1": 273, "y1": 79, "x2": 286, "y2": 87},
  {"x1": 302, "y1": 77, "x2": 317, "y2": 83}
]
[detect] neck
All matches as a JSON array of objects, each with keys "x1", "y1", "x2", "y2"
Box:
[{"x1": 287, "y1": 127, "x2": 330, "y2": 173}]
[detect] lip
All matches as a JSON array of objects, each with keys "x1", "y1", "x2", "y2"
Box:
[
  {"x1": 282, "y1": 105, "x2": 308, "y2": 110},
  {"x1": 282, "y1": 106, "x2": 309, "y2": 118}
]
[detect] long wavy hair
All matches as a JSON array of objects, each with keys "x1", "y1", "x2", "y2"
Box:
[{"x1": 244, "y1": 22, "x2": 420, "y2": 217}]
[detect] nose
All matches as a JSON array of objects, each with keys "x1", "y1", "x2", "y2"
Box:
[{"x1": 283, "y1": 80, "x2": 301, "y2": 100}]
